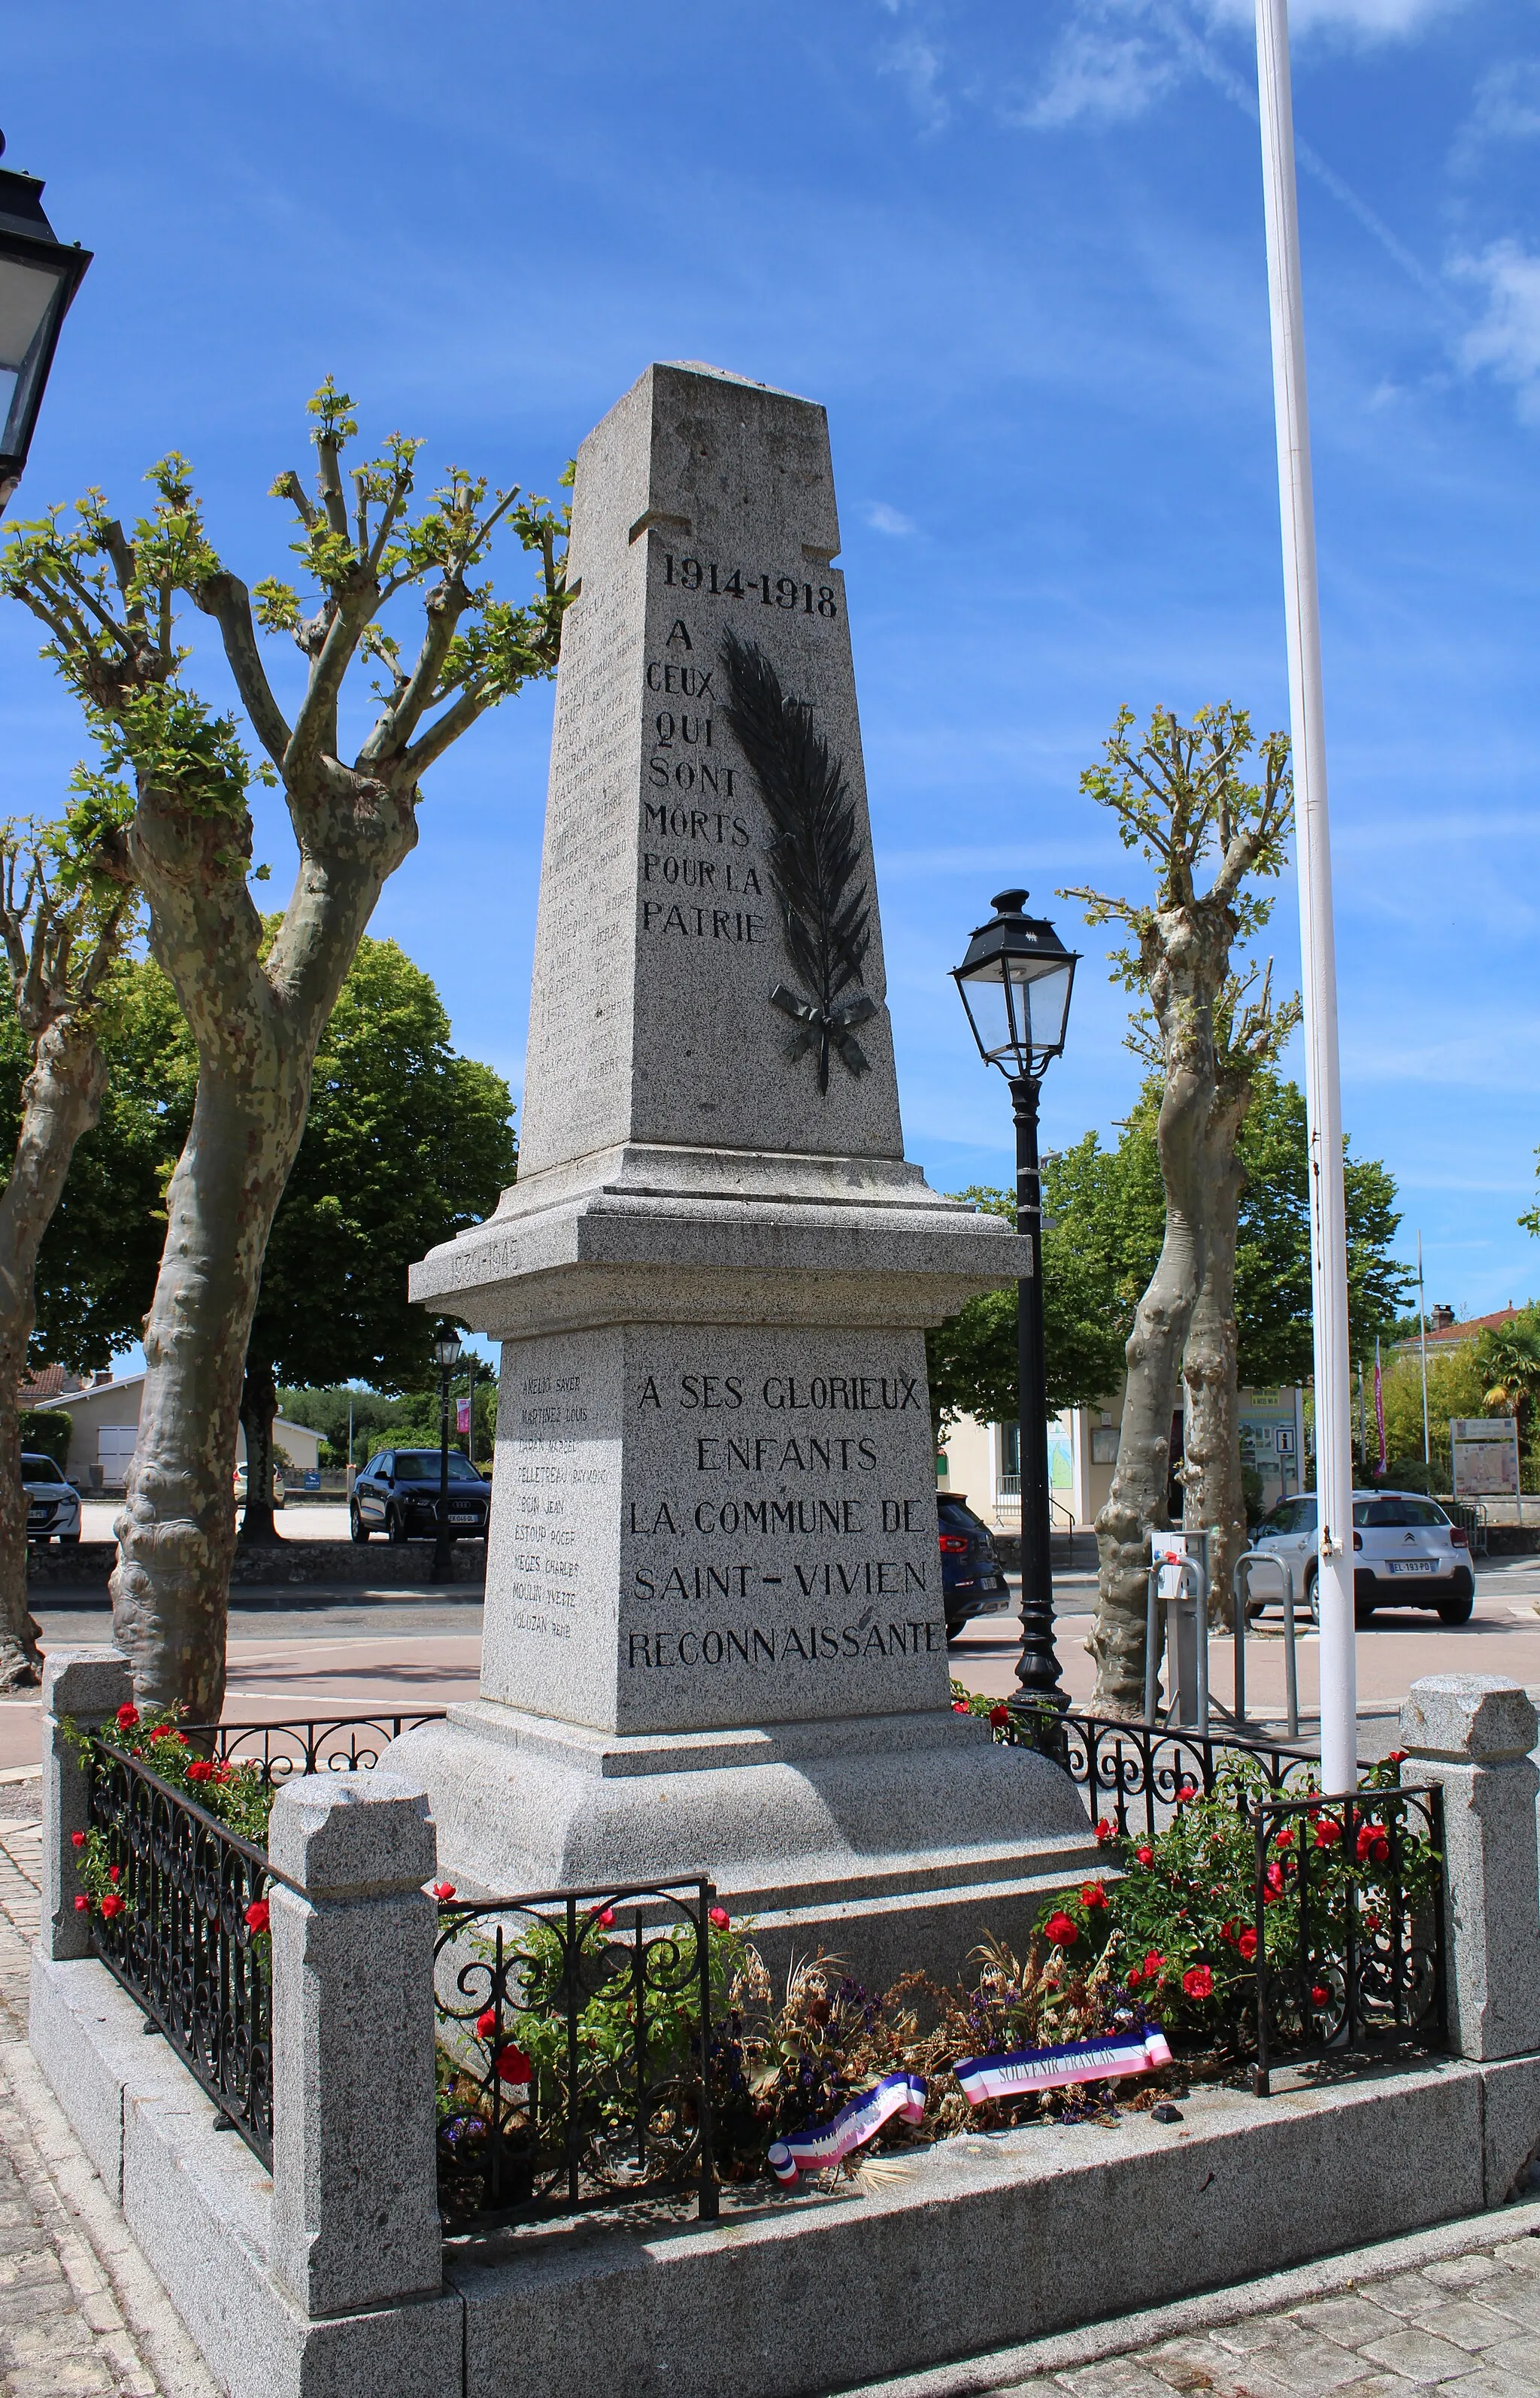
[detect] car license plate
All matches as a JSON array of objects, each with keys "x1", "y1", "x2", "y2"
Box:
[
  {"x1": 448, "y1": 1511, "x2": 479, "y2": 1524},
  {"x1": 1387, "y1": 1559, "x2": 1435, "y2": 1576}
]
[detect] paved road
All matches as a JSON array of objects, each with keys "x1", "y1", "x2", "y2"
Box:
[
  {"x1": 949, "y1": 1555, "x2": 1540, "y2": 1741},
  {"x1": 2, "y1": 1553, "x2": 1535, "y2": 1773}
]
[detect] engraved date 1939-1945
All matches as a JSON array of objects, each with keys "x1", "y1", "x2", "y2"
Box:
[{"x1": 661, "y1": 554, "x2": 838, "y2": 618}]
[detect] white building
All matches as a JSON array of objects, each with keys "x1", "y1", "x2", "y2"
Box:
[
  {"x1": 32, "y1": 1371, "x2": 324, "y2": 1490},
  {"x1": 938, "y1": 1381, "x2": 1306, "y2": 1534}
]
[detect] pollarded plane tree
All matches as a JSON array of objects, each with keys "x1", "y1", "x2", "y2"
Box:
[
  {"x1": 0, "y1": 783, "x2": 138, "y2": 1684},
  {"x1": 3, "y1": 383, "x2": 567, "y2": 1714},
  {"x1": 1063, "y1": 703, "x2": 1293, "y2": 1717}
]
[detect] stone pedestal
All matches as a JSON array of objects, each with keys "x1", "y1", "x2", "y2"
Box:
[{"x1": 389, "y1": 363, "x2": 1097, "y2": 1976}]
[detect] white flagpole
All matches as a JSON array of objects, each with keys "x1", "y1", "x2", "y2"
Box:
[
  {"x1": 1254, "y1": 0, "x2": 1357, "y2": 1796},
  {"x1": 1417, "y1": 1232, "x2": 1431, "y2": 1468}
]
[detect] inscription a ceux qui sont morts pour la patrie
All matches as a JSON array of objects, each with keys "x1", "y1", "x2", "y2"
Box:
[{"x1": 389, "y1": 361, "x2": 1094, "y2": 1978}]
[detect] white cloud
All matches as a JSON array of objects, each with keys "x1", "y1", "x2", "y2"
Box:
[
  {"x1": 1200, "y1": 0, "x2": 1463, "y2": 33},
  {"x1": 1017, "y1": 25, "x2": 1175, "y2": 128},
  {"x1": 863, "y1": 500, "x2": 917, "y2": 535},
  {"x1": 879, "y1": 32, "x2": 950, "y2": 132},
  {"x1": 1457, "y1": 239, "x2": 1540, "y2": 422}
]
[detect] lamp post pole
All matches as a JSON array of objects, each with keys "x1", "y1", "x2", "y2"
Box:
[
  {"x1": 429, "y1": 1330, "x2": 462, "y2": 1586},
  {"x1": 1010, "y1": 1071, "x2": 1066, "y2": 1710},
  {"x1": 1254, "y1": 0, "x2": 1356, "y2": 1796}
]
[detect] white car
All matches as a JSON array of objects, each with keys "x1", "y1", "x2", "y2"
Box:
[
  {"x1": 23, "y1": 1452, "x2": 80, "y2": 1546},
  {"x1": 1250, "y1": 1489, "x2": 1475, "y2": 1627}
]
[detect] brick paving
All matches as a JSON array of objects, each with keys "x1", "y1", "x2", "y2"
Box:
[
  {"x1": 0, "y1": 1798, "x2": 1536, "y2": 2398},
  {"x1": 0, "y1": 1799, "x2": 216, "y2": 2397}
]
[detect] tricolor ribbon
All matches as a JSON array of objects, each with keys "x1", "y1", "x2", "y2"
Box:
[
  {"x1": 954, "y1": 2026, "x2": 1172, "y2": 2106},
  {"x1": 769, "y1": 982, "x2": 878, "y2": 1076},
  {"x1": 766, "y1": 2070, "x2": 927, "y2": 2185}
]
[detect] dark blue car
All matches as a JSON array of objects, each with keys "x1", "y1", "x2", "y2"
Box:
[{"x1": 938, "y1": 1493, "x2": 1010, "y2": 1640}]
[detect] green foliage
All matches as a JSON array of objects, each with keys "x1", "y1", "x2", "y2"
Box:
[
  {"x1": 1474, "y1": 1307, "x2": 1540, "y2": 1446},
  {"x1": 60, "y1": 1699, "x2": 274, "y2": 1872},
  {"x1": 1033, "y1": 1756, "x2": 1438, "y2": 2055},
  {"x1": 0, "y1": 955, "x2": 197, "y2": 1371},
  {"x1": 245, "y1": 936, "x2": 517, "y2": 1394},
  {"x1": 926, "y1": 1076, "x2": 1410, "y2": 1432},
  {"x1": 19, "y1": 1412, "x2": 71, "y2": 1471},
  {"x1": 1072, "y1": 703, "x2": 1293, "y2": 968}
]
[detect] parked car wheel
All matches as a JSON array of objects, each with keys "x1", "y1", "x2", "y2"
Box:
[
  {"x1": 350, "y1": 1504, "x2": 369, "y2": 1545},
  {"x1": 387, "y1": 1506, "x2": 408, "y2": 1545},
  {"x1": 1305, "y1": 1563, "x2": 1320, "y2": 1625},
  {"x1": 1437, "y1": 1590, "x2": 1475, "y2": 1625}
]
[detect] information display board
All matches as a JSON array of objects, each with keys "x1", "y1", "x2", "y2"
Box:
[{"x1": 1450, "y1": 1417, "x2": 1520, "y2": 1501}]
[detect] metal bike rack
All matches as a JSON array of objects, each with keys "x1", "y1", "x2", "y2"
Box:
[
  {"x1": 1143, "y1": 1548, "x2": 1211, "y2": 1734},
  {"x1": 1232, "y1": 1549, "x2": 1300, "y2": 1739}
]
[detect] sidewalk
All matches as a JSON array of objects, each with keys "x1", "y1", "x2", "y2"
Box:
[
  {"x1": 1, "y1": 1790, "x2": 1538, "y2": 2396},
  {"x1": 0, "y1": 1788, "x2": 216, "y2": 2396}
]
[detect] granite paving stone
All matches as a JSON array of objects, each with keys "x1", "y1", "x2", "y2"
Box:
[
  {"x1": 1477, "y1": 2272, "x2": 1540, "y2": 2330},
  {"x1": 1354, "y1": 2327, "x2": 1511, "y2": 2386},
  {"x1": 1363, "y1": 2274, "x2": 1463, "y2": 2320},
  {"x1": 1437, "y1": 2373, "x2": 1540, "y2": 2398},
  {"x1": 1424, "y1": 2255, "x2": 1516, "y2": 2291},
  {"x1": 1290, "y1": 2297, "x2": 1411, "y2": 2348},
  {"x1": 1405, "y1": 2298, "x2": 1536, "y2": 2351}
]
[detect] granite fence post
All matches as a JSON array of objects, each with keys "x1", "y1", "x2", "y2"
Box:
[
  {"x1": 267, "y1": 1770, "x2": 443, "y2": 2320},
  {"x1": 40, "y1": 1645, "x2": 133, "y2": 1962},
  {"x1": 1398, "y1": 1672, "x2": 1540, "y2": 2063}
]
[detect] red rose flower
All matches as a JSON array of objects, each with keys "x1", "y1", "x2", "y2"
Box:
[
  {"x1": 494, "y1": 2043, "x2": 532, "y2": 2086},
  {"x1": 1364, "y1": 1910, "x2": 1381, "y2": 1934},
  {"x1": 100, "y1": 1893, "x2": 126, "y2": 1920},
  {"x1": 1311, "y1": 1984, "x2": 1329, "y2": 2005},
  {"x1": 108, "y1": 1865, "x2": 120, "y2": 1882},
  {"x1": 593, "y1": 1907, "x2": 615, "y2": 1929},
  {"x1": 71, "y1": 1830, "x2": 86, "y2": 1850},
  {"x1": 115, "y1": 1703, "x2": 139, "y2": 1732},
  {"x1": 150, "y1": 1724, "x2": 178, "y2": 1744},
  {"x1": 186, "y1": 1760, "x2": 214, "y2": 1783},
  {"x1": 708, "y1": 1906, "x2": 730, "y2": 1931},
  {"x1": 1275, "y1": 1827, "x2": 1295, "y2": 1849},
  {"x1": 213, "y1": 1763, "x2": 232, "y2": 1783},
  {"x1": 987, "y1": 1703, "x2": 1011, "y2": 1728},
  {"x1": 1313, "y1": 1817, "x2": 1343, "y2": 1847},
  {"x1": 1237, "y1": 1927, "x2": 1258, "y2": 1961},
  {"x1": 1142, "y1": 1950, "x2": 1165, "y2": 1979},
  {"x1": 475, "y1": 2007, "x2": 498, "y2": 2040},
  {"x1": 432, "y1": 1881, "x2": 456, "y2": 1902},
  {"x1": 1175, "y1": 1780, "x2": 1197, "y2": 1803},
  {"x1": 1356, "y1": 1823, "x2": 1390, "y2": 1866},
  {"x1": 952, "y1": 1700, "x2": 969, "y2": 1714},
  {"x1": 1081, "y1": 1883, "x2": 1107, "y2": 1910},
  {"x1": 244, "y1": 1899, "x2": 270, "y2": 1935},
  {"x1": 1263, "y1": 1862, "x2": 1286, "y2": 1899},
  {"x1": 1181, "y1": 1964, "x2": 1214, "y2": 1999},
  {"x1": 74, "y1": 1894, "x2": 91, "y2": 1913},
  {"x1": 1095, "y1": 1817, "x2": 1115, "y2": 1844},
  {"x1": 1044, "y1": 1911, "x2": 1078, "y2": 1947},
  {"x1": 1126, "y1": 1965, "x2": 1143, "y2": 1986},
  {"x1": 1135, "y1": 1845, "x2": 1155, "y2": 1867},
  {"x1": 1387, "y1": 1749, "x2": 1407, "y2": 1765}
]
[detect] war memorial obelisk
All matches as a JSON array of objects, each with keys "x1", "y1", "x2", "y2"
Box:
[{"x1": 391, "y1": 362, "x2": 1096, "y2": 1975}]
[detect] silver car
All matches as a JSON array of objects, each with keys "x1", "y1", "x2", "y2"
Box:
[
  {"x1": 1250, "y1": 1488, "x2": 1474, "y2": 1626},
  {"x1": 24, "y1": 1451, "x2": 80, "y2": 1546}
]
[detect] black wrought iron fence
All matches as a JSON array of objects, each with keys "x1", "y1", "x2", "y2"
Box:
[
  {"x1": 1005, "y1": 1704, "x2": 1319, "y2": 1839},
  {"x1": 81, "y1": 1735, "x2": 296, "y2": 2166},
  {"x1": 180, "y1": 1711, "x2": 448, "y2": 1783},
  {"x1": 433, "y1": 1878, "x2": 720, "y2": 2230},
  {"x1": 1250, "y1": 1782, "x2": 1445, "y2": 2093}
]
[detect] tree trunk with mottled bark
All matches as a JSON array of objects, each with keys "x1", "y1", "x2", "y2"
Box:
[
  {"x1": 0, "y1": 1016, "x2": 109, "y2": 1684},
  {"x1": 1180, "y1": 1094, "x2": 1247, "y2": 1634},
  {"x1": 238, "y1": 1354, "x2": 280, "y2": 1546},
  {"x1": 1090, "y1": 1015, "x2": 1214, "y2": 1713}
]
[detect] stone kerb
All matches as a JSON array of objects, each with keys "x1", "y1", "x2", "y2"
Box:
[
  {"x1": 267, "y1": 1771, "x2": 444, "y2": 2321},
  {"x1": 1398, "y1": 1672, "x2": 1540, "y2": 2063},
  {"x1": 40, "y1": 1644, "x2": 132, "y2": 1962}
]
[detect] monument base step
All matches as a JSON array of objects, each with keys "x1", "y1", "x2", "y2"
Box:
[
  {"x1": 385, "y1": 1700, "x2": 1102, "y2": 1985},
  {"x1": 29, "y1": 1947, "x2": 1540, "y2": 2398}
]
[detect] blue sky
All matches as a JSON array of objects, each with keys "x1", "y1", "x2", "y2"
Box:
[{"x1": 6, "y1": 0, "x2": 1540, "y2": 1349}]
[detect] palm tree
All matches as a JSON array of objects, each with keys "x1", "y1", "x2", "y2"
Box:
[{"x1": 1478, "y1": 1313, "x2": 1540, "y2": 1449}]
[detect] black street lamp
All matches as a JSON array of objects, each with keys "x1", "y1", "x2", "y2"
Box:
[
  {"x1": 0, "y1": 135, "x2": 92, "y2": 515},
  {"x1": 429, "y1": 1327, "x2": 464, "y2": 1586},
  {"x1": 952, "y1": 890, "x2": 1079, "y2": 1716}
]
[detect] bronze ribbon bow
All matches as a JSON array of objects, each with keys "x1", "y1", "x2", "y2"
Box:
[{"x1": 768, "y1": 983, "x2": 877, "y2": 1078}]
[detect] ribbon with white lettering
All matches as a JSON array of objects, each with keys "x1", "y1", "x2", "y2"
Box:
[
  {"x1": 766, "y1": 2070, "x2": 928, "y2": 2184},
  {"x1": 953, "y1": 2026, "x2": 1172, "y2": 2106}
]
